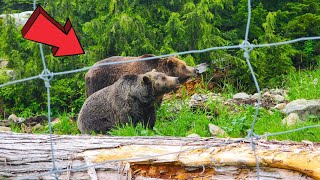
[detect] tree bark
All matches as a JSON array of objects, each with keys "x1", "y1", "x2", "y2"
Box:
[{"x1": 0, "y1": 132, "x2": 319, "y2": 180}]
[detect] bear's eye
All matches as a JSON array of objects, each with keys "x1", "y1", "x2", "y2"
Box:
[
  {"x1": 161, "y1": 76, "x2": 166, "y2": 81},
  {"x1": 182, "y1": 65, "x2": 186, "y2": 70}
]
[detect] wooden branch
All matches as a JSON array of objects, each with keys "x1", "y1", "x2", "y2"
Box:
[{"x1": 0, "y1": 132, "x2": 319, "y2": 179}]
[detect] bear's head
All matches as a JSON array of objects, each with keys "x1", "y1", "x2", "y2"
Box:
[
  {"x1": 144, "y1": 69, "x2": 180, "y2": 95},
  {"x1": 122, "y1": 70, "x2": 179, "y2": 105},
  {"x1": 163, "y1": 56, "x2": 197, "y2": 83}
]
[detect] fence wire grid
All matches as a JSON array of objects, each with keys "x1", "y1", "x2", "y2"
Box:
[{"x1": 0, "y1": 0, "x2": 319, "y2": 179}]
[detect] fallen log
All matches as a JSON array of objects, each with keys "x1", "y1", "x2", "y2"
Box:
[{"x1": 0, "y1": 132, "x2": 319, "y2": 179}]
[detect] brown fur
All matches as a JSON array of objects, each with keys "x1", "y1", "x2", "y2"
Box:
[
  {"x1": 78, "y1": 70, "x2": 179, "y2": 134},
  {"x1": 85, "y1": 54, "x2": 196, "y2": 97}
]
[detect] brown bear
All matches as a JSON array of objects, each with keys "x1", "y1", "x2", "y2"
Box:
[
  {"x1": 77, "y1": 70, "x2": 179, "y2": 134},
  {"x1": 85, "y1": 54, "x2": 197, "y2": 97}
]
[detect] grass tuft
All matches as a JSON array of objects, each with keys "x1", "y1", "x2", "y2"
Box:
[{"x1": 286, "y1": 68, "x2": 320, "y2": 100}]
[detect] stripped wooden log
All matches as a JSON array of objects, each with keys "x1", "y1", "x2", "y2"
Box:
[{"x1": 0, "y1": 132, "x2": 319, "y2": 179}]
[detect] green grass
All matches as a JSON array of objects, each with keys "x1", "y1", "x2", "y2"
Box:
[
  {"x1": 111, "y1": 99, "x2": 320, "y2": 141},
  {"x1": 11, "y1": 112, "x2": 80, "y2": 135},
  {"x1": 50, "y1": 112, "x2": 80, "y2": 135},
  {"x1": 110, "y1": 99, "x2": 212, "y2": 137},
  {"x1": 110, "y1": 123, "x2": 155, "y2": 136},
  {"x1": 110, "y1": 68, "x2": 320, "y2": 141},
  {"x1": 11, "y1": 101, "x2": 319, "y2": 142},
  {"x1": 255, "y1": 110, "x2": 320, "y2": 142},
  {"x1": 286, "y1": 68, "x2": 320, "y2": 100}
]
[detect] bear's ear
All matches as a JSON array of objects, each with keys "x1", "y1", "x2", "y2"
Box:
[
  {"x1": 152, "y1": 69, "x2": 157, "y2": 72},
  {"x1": 142, "y1": 76, "x2": 151, "y2": 84},
  {"x1": 167, "y1": 60, "x2": 176, "y2": 69}
]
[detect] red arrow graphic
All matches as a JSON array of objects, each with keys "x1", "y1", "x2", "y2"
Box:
[{"x1": 22, "y1": 5, "x2": 84, "y2": 57}]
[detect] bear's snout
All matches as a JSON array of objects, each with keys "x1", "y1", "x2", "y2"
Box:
[
  {"x1": 187, "y1": 66, "x2": 197, "y2": 76},
  {"x1": 169, "y1": 76, "x2": 180, "y2": 85},
  {"x1": 164, "y1": 76, "x2": 179, "y2": 92}
]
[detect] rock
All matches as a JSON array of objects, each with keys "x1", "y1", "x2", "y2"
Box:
[
  {"x1": 283, "y1": 99, "x2": 320, "y2": 120},
  {"x1": 282, "y1": 113, "x2": 301, "y2": 126},
  {"x1": 269, "y1": 89, "x2": 288, "y2": 97},
  {"x1": 233, "y1": 92, "x2": 250, "y2": 100},
  {"x1": 6, "y1": 70, "x2": 17, "y2": 80},
  {"x1": 189, "y1": 93, "x2": 209, "y2": 109},
  {"x1": 189, "y1": 93, "x2": 225, "y2": 112},
  {"x1": 0, "y1": 59, "x2": 8, "y2": 68},
  {"x1": 190, "y1": 93, "x2": 208, "y2": 102},
  {"x1": 8, "y1": 114, "x2": 18, "y2": 123},
  {"x1": 208, "y1": 124, "x2": 226, "y2": 136},
  {"x1": 0, "y1": 120, "x2": 11, "y2": 127},
  {"x1": 7, "y1": 114, "x2": 25, "y2": 123},
  {"x1": 273, "y1": 95, "x2": 285, "y2": 103},
  {"x1": 263, "y1": 91, "x2": 272, "y2": 98},
  {"x1": 208, "y1": 93, "x2": 225, "y2": 102},
  {"x1": 251, "y1": 93, "x2": 259, "y2": 100},
  {"x1": 274, "y1": 103, "x2": 287, "y2": 110},
  {"x1": 194, "y1": 63, "x2": 208, "y2": 74},
  {"x1": 32, "y1": 123, "x2": 44, "y2": 131},
  {"x1": 0, "y1": 11, "x2": 33, "y2": 26},
  {"x1": 261, "y1": 88, "x2": 269, "y2": 94},
  {"x1": 187, "y1": 133, "x2": 201, "y2": 138},
  {"x1": 51, "y1": 118, "x2": 61, "y2": 126},
  {"x1": 24, "y1": 115, "x2": 47, "y2": 126},
  {"x1": 0, "y1": 126, "x2": 11, "y2": 132},
  {"x1": 17, "y1": 117, "x2": 25, "y2": 123},
  {"x1": 223, "y1": 100, "x2": 233, "y2": 106},
  {"x1": 168, "y1": 104, "x2": 182, "y2": 114},
  {"x1": 21, "y1": 123, "x2": 32, "y2": 133}
]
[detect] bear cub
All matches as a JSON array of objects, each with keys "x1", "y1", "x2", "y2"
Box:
[
  {"x1": 77, "y1": 70, "x2": 179, "y2": 134},
  {"x1": 85, "y1": 54, "x2": 197, "y2": 97}
]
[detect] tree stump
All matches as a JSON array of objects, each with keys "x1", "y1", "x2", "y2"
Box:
[{"x1": 0, "y1": 132, "x2": 319, "y2": 179}]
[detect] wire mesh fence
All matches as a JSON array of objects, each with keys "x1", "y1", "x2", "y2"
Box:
[{"x1": 0, "y1": 0, "x2": 319, "y2": 179}]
